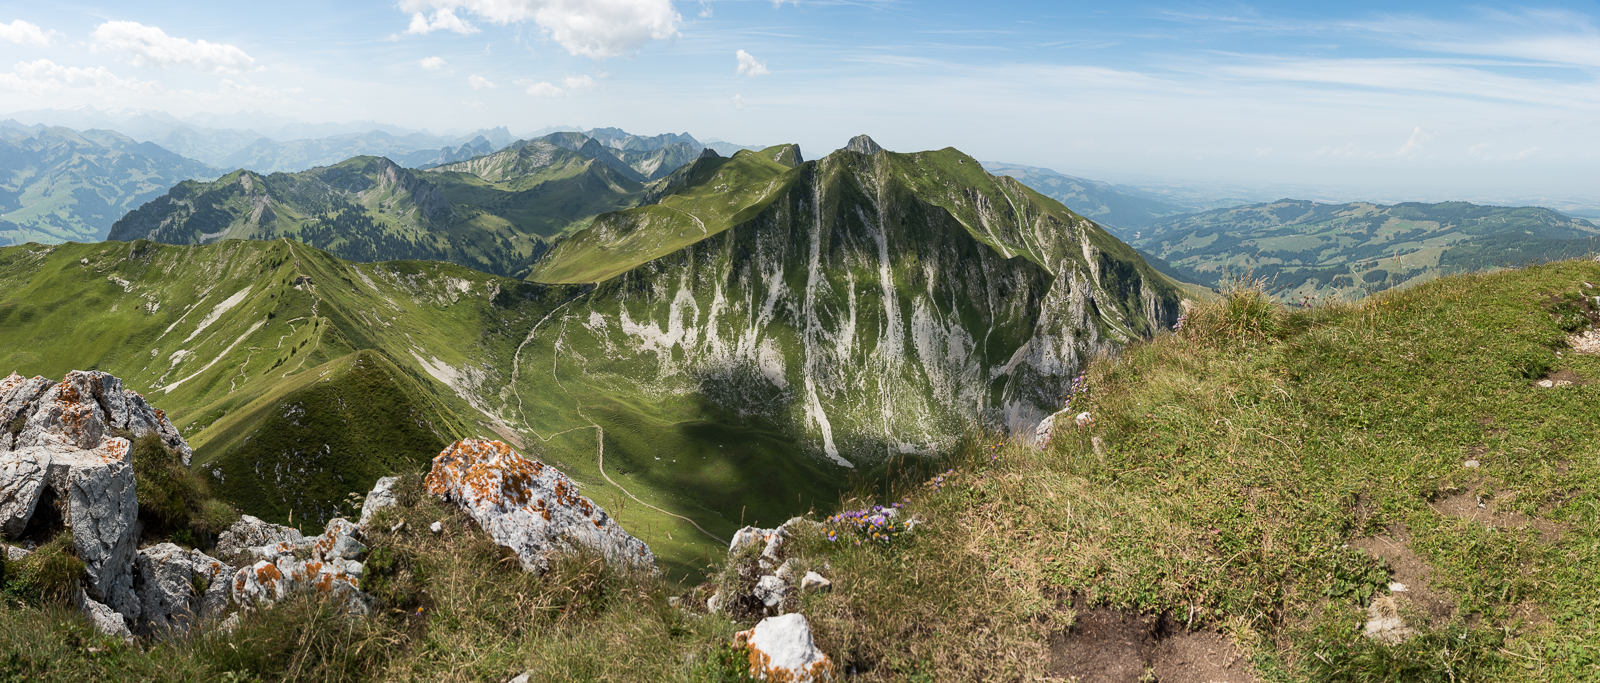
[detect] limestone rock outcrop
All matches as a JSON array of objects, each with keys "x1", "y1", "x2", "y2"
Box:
[
  {"x1": 713, "y1": 517, "x2": 823, "y2": 618},
  {"x1": 1, "y1": 371, "x2": 192, "y2": 464},
  {"x1": 359, "y1": 476, "x2": 400, "y2": 525},
  {"x1": 0, "y1": 370, "x2": 197, "y2": 636},
  {"x1": 0, "y1": 370, "x2": 224, "y2": 640},
  {"x1": 133, "y1": 543, "x2": 232, "y2": 637},
  {"x1": 735, "y1": 613, "x2": 834, "y2": 682},
  {"x1": 226, "y1": 516, "x2": 369, "y2": 614},
  {"x1": 424, "y1": 439, "x2": 654, "y2": 574}
]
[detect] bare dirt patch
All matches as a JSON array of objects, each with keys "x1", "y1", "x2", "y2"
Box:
[
  {"x1": 1049, "y1": 604, "x2": 1255, "y2": 683},
  {"x1": 1351, "y1": 528, "x2": 1454, "y2": 625},
  {"x1": 1535, "y1": 368, "x2": 1590, "y2": 388},
  {"x1": 1432, "y1": 487, "x2": 1567, "y2": 543}
]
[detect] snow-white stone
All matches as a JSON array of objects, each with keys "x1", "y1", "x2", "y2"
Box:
[
  {"x1": 800, "y1": 571, "x2": 831, "y2": 593},
  {"x1": 359, "y1": 476, "x2": 400, "y2": 526},
  {"x1": 429, "y1": 521, "x2": 442, "y2": 534},
  {"x1": 736, "y1": 613, "x2": 834, "y2": 681},
  {"x1": 424, "y1": 439, "x2": 654, "y2": 574}
]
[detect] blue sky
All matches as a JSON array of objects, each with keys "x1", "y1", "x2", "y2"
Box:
[{"x1": 1, "y1": 1, "x2": 1598, "y2": 204}]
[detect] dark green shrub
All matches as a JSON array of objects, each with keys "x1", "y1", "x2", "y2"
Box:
[
  {"x1": 128, "y1": 432, "x2": 238, "y2": 547},
  {"x1": 3, "y1": 532, "x2": 84, "y2": 606}
]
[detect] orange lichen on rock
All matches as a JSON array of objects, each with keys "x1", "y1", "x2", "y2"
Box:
[
  {"x1": 255, "y1": 563, "x2": 283, "y2": 582},
  {"x1": 424, "y1": 439, "x2": 655, "y2": 574}
]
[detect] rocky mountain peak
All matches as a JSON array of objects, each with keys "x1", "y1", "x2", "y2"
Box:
[{"x1": 844, "y1": 134, "x2": 883, "y2": 155}]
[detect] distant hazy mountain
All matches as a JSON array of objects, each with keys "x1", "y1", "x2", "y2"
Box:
[
  {"x1": 108, "y1": 132, "x2": 655, "y2": 277},
  {"x1": 701, "y1": 138, "x2": 765, "y2": 157},
  {"x1": 983, "y1": 162, "x2": 1190, "y2": 235},
  {"x1": 1133, "y1": 200, "x2": 1600, "y2": 297},
  {"x1": 0, "y1": 126, "x2": 219, "y2": 244}
]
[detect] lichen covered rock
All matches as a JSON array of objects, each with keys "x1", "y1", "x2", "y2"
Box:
[
  {"x1": 0, "y1": 370, "x2": 207, "y2": 640},
  {"x1": 735, "y1": 613, "x2": 834, "y2": 682},
  {"x1": 228, "y1": 516, "x2": 370, "y2": 613},
  {"x1": 217, "y1": 514, "x2": 305, "y2": 558},
  {"x1": 134, "y1": 543, "x2": 232, "y2": 636},
  {"x1": 3, "y1": 371, "x2": 190, "y2": 464},
  {"x1": 425, "y1": 439, "x2": 654, "y2": 574}
]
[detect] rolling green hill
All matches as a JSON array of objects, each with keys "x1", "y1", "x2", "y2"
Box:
[
  {"x1": 1131, "y1": 199, "x2": 1600, "y2": 298},
  {"x1": 0, "y1": 127, "x2": 219, "y2": 244},
  {"x1": 3, "y1": 137, "x2": 1181, "y2": 578}
]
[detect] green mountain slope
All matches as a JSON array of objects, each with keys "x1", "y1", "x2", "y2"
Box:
[
  {"x1": 530, "y1": 137, "x2": 1183, "y2": 468},
  {"x1": 104, "y1": 131, "x2": 711, "y2": 278},
  {"x1": 983, "y1": 161, "x2": 1190, "y2": 233},
  {"x1": 1133, "y1": 199, "x2": 1600, "y2": 298},
  {"x1": 106, "y1": 139, "x2": 647, "y2": 278},
  {"x1": 1, "y1": 137, "x2": 1182, "y2": 578},
  {"x1": 0, "y1": 127, "x2": 219, "y2": 244}
]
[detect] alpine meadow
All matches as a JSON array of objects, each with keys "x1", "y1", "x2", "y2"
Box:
[{"x1": 2, "y1": 2, "x2": 1600, "y2": 682}]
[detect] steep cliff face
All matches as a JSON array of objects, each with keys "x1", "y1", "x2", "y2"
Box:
[{"x1": 534, "y1": 139, "x2": 1182, "y2": 464}]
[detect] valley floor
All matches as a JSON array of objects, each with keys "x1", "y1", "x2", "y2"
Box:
[{"x1": 4, "y1": 259, "x2": 1600, "y2": 681}]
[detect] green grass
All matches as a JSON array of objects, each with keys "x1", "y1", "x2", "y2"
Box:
[{"x1": 7, "y1": 259, "x2": 1599, "y2": 681}]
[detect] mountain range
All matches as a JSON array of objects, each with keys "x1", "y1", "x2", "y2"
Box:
[
  {"x1": 0, "y1": 124, "x2": 220, "y2": 244},
  {"x1": 104, "y1": 130, "x2": 727, "y2": 278},
  {"x1": 1130, "y1": 199, "x2": 1600, "y2": 297},
  {"x1": 4, "y1": 135, "x2": 1180, "y2": 575}
]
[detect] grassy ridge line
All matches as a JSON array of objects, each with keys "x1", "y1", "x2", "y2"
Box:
[
  {"x1": 0, "y1": 239, "x2": 842, "y2": 578},
  {"x1": 14, "y1": 261, "x2": 1598, "y2": 681}
]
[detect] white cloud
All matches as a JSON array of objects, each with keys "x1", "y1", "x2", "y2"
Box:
[
  {"x1": 523, "y1": 80, "x2": 562, "y2": 97},
  {"x1": 407, "y1": 8, "x2": 478, "y2": 35},
  {"x1": 419, "y1": 56, "x2": 447, "y2": 70},
  {"x1": 91, "y1": 21, "x2": 256, "y2": 74},
  {"x1": 0, "y1": 59, "x2": 161, "y2": 94},
  {"x1": 0, "y1": 19, "x2": 56, "y2": 46},
  {"x1": 468, "y1": 74, "x2": 497, "y2": 89},
  {"x1": 397, "y1": 0, "x2": 681, "y2": 59},
  {"x1": 731, "y1": 94, "x2": 746, "y2": 109},
  {"x1": 736, "y1": 49, "x2": 768, "y2": 76},
  {"x1": 562, "y1": 74, "x2": 594, "y2": 88},
  {"x1": 1397, "y1": 127, "x2": 1432, "y2": 157}
]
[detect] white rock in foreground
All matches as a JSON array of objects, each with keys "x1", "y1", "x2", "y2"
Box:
[
  {"x1": 424, "y1": 439, "x2": 654, "y2": 574},
  {"x1": 735, "y1": 613, "x2": 834, "y2": 682},
  {"x1": 228, "y1": 517, "x2": 369, "y2": 613},
  {"x1": 134, "y1": 543, "x2": 232, "y2": 637},
  {"x1": 359, "y1": 476, "x2": 400, "y2": 526}
]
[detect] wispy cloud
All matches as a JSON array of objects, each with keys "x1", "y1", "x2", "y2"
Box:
[
  {"x1": 398, "y1": 0, "x2": 681, "y2": 59},
  {"x1": 468, "y1": 74, "x2": 496, "y2": 89},
  {"x1": 419, "y1": 56, "x2": 446, "y2": 70},
  {"x1": 91, "y1": 22, "x2": 256, "y2": 74}
]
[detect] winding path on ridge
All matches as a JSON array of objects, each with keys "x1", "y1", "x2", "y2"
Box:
[{"x1": 510, "y1": 291, "x2": 728, "y2": 546}]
